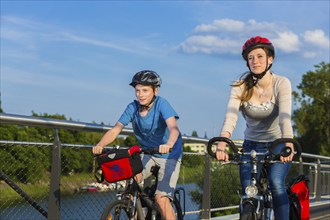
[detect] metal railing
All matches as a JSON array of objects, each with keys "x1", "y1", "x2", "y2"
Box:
[{"x1": 0, "y1": 113, "x2": 329, "y2": 220}]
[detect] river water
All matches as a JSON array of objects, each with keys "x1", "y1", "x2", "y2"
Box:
[{"x1": 1, "y1": 183, "x2": 201, "y2": 220}]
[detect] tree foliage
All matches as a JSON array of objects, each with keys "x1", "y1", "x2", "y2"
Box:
[
  {"x1": 0, "y1": 112, "x2": 137, "y2": 183},
  {"x1": 191, "y1": 130, "x2": 198, "y2": 137},
  {"x1": 292, "y1": 62, "x2": 330, "y2": 156}
]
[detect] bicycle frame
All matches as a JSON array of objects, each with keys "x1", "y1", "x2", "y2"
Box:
[
  {"x1": 111, "y1": 171, "x2": 184, "y2": 220},
  {"x1": 101, "y1": 164, "x2": 184, "y2": 220},
  {"x1": 239, "y1": 150, "x2": 274, "y2": 220},
  {"x1": 118, "y1": 177, "x2": 159, "y2": 220}
]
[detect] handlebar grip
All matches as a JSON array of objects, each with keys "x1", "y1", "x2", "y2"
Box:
[
  {"x1": 270, "y1": 138, "x2": 302, "y2": 160},
  {"x1": 141, "y1": 147, "x2": 160, "y2": 154},
  {"x1": 207, "y1": 137, "x2": 239, "y2": 158},
  {"x1": 268, "y1": 147, "x2": 292, "y2": 161},
  {"x1": 281, "y1": 147, "x2": 292, "y2": 157},
  {"x1": 92, "y1": 148, "x2": 117, "y2": 157},
  {"x1": 101, "y1": 148, "x2": 113, "y2": 154}
]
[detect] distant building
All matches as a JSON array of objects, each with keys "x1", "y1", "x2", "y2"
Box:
[
  {"x1": 184, "y1": 143, "x2": 206, "y2": 153},
  {"x1": 184, "y1": 139, "x2": 243, "y2": 153}
]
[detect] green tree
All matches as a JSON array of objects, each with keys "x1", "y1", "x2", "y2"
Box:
[
  {"x1": 292, "y1": 62, "x2": 330, "y2": 156},
  {"x1": 191, "y1": 131, "x2": 198, "y2": 137},
  {"x1": 124, "y1": 135, "x2": 139, "y2": 147}
]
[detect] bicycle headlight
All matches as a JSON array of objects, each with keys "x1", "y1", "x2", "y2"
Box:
[{"x1": 245, "y1": 185, "x2": 258, "y2": 197}]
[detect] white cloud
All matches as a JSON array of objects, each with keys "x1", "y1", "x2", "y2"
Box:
[
  {"x1": 303, "y1": 29, "x2": 330, "y2": 49},
  {"x1": 59, "y1": 32, "x2": 136, "y2": 53},
  {"x1": 246, "y1": 19, "x2": 284, "y2": 33},
  {"x1": 2, "y1": 15, "x2": 48, "y2": 30},
  {"x1": 272, "y1": 31, "x2": 300, "y2": 53},
  {"x1": 195, "y1": 18, "x2": 245, "y2": 32},
  {"x1": 1, "y1": 66, "x2": 121, "y2": 95},
  {"x1": 303, "y1": 51, "x2": 318, "y2": 58},
  {"x1": 180, "y1": 19, "x2": 305, "y2": 56},
  {"x1": 180, "y1": 18, "x2": 299, "y2": 54},
  {"x1": 1, "y1": 15, "x2": 156, "y2": 56},
  {"x1": 180, "y1": 35, "x2": 241, "y2": 54}
]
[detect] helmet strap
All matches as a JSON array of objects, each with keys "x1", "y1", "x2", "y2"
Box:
[
  {"x1": 247, "y1": 59, "x2": 272, "y2": 86},
  {"x1": 139, "y1": 96, "x2": 156, "y2": 111}
]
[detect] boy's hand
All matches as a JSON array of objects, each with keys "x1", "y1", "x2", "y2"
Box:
[
  {"x1": 159, "y1": 143, "x2": 172, "y2": 154},
  {"x1": 92, "y1": 145, "x2": 104, "y2": 155}
]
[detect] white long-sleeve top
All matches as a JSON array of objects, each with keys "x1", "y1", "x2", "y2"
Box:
[{"x1": 221, "y1": 74, "x2": 294, "y2": 142}]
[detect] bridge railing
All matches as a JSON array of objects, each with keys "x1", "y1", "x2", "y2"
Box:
[{"x1": 0, "y1": 113, "x2": 329, "y2": 220}]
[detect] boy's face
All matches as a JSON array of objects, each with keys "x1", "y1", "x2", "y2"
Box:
[{"x1": 135, "y1": 84, "x2": 158, "y2": 106}]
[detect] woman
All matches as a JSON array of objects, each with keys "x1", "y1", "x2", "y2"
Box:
[
  {"x1": 92, "y1": 70, "x2": 182, "y2": 219},
  {"x1": 216, "y1": 36, "x2": 294, "y2": 219}
]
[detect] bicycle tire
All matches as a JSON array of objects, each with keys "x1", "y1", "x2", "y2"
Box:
[
  {"x1": 100, "y1": 200, "x2": 132, "y2": 220},
  {"x1": 241, "y1": 202, "x2": 271, "y2": 220},
  {"x1": 240, "y1": 202, "x2": 258, "y2": 220}
]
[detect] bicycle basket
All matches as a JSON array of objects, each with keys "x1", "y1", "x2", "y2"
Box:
[{"x1": 95, "y1": 146, "x2": 143, "y2": 183}]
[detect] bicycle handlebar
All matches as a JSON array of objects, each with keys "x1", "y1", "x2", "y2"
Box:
[
  {"x1": 270, "y1": 138, "x2": 302, "y2": 159},
  {"x1": 207, "y1": 137, "x2": 239, "y2": 158},
  {"x1": 140, "y1": 147, "x2": 161, "y2": 154},
  {"x1": 207, "y1": 137, "x2": 302, "y2": 161},
  {"x1": 96, "y1": 146, "x2": 161, "y2": 157}
]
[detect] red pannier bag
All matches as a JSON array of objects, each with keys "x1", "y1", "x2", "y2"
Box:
[
  {"x1": 95, "y1": 146, "x2": 143, "y2": 183},
  {"x1": 288, "y1": 174, "x2": 310, "y2": 220}
]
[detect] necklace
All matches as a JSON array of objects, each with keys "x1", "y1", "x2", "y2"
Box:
[
  {"x1": 255, "y1": 76, "x2": 272, "y2": 99},
  {"x1": 256, "y1": 87, "x2": 266, "y2": 98}
]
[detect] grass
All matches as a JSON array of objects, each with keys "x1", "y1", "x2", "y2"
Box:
[{"x1": 0, "y1": 172, "x2": 96, "y2": 207}]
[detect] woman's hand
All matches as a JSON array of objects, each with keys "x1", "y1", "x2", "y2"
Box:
[
  {"x1": 280, "y1": 143, "x2": 294, "y2": 163},
  {"x1": 215, "y1": 142, "x2": 229, "y2": 162}
]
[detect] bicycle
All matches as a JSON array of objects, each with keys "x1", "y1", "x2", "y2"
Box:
[
  {"x1": 95, "y1": 146, "x2": 185, "y2": 220},
  {"x1": 207, "y1": 137, "x2": 302, "y2": 220}
]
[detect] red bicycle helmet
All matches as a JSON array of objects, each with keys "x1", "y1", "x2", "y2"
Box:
[{"x1": 242, "y1": 36, "x2": 275, "y2": 60}]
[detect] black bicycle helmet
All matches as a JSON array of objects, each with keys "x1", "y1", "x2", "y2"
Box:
[
  {"x1": 242, "y1": 36, "x2": 275, "y2": 61},
  {"x1": 129, "y1": 70, "x2": 162, "y2": 88}
]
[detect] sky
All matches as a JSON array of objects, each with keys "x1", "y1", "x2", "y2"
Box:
[{"x1": 1, "y1": 0, "x2": 329, "y2": 139}]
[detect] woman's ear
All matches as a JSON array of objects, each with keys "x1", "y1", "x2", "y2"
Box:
[
  {"x1": 268, "y1": 56, "x2": 273, "y2": 65},
  {"x1": 154, "y1": 87, "x2": 159, "y2": 95}
]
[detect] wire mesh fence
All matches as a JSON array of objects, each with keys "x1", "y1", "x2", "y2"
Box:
[
  {"x1": 0, "y1": 141, "x2": 205, "y2": 219},
  {"x1": 2, "y1": 140, "x2": 328, "y2": 220},
  {"x1": 0, "y1": 113, "x2": 329, "y2": 219}
]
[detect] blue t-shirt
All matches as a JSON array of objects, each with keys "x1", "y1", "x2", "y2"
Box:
[{"x1": 118, "y1": 96, "x2": 182, "y2": 159}]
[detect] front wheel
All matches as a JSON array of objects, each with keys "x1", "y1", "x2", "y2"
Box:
[
  {"x1": 240, "y1": 200, "x2": 270, "y2": 220},
  {"x1": 240, "y1": 201, "x2": 258, "y2": 220},
  {"x1": 100, "y1": 200, "x2": 132, "y2": 220}
]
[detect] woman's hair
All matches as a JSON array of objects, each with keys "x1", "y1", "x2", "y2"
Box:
[{"x1": 233, "y1": 47, "x2": 274, "y2": 102}]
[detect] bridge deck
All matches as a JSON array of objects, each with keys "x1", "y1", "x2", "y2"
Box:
[{"x1": 212, "y1": 195, "x2": 330, "y2": 220}]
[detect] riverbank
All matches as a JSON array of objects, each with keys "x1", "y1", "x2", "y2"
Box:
[{"x1": 0, "y1": 172, "x2": 98, "y2": 207}]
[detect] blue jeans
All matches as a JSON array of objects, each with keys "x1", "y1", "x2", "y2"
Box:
[{"x1": 240, "y1": 140, "x2": 291, "y2": 220}]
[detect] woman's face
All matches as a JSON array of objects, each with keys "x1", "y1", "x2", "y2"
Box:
[
  {"x1": 135, "y1": 84, "x2": 158, "y2": 106},
  {"x1": 247, "y1": 48, "x2": 273, "y2": 74}
]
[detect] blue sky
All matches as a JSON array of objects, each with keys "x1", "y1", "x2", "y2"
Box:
[{"x1": 1, "y1": 1, "x2": 329, "y2": 139}]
